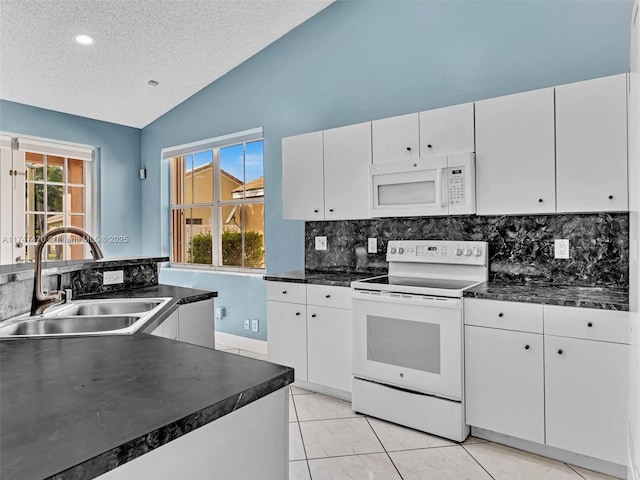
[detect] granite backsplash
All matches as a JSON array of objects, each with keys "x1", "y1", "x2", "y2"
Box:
[
  {"x1": 305, "y1": 213, "x2": 628, "y2": 288},
  {"x1": 0, "y1": 258, "x2": 164, "y2": 321}
]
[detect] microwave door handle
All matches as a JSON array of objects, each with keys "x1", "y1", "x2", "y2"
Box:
[{"x1": 439, "y1": 167, "x2": 448, "y2": 208}]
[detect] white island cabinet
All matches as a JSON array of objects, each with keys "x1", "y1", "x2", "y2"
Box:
[
  {"x1": 151, "y1": 299, "x2": 215, "y2": 349},
  {"x1": 96, "y1": 388, "x2": 288, "y2": 480},
  {"x1": 475, "y1": 88, "x2": 556, "y2": 215}
]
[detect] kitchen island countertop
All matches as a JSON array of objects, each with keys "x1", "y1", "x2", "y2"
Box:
[{"x1": 0, "y1": 335, "x2": 293, "y2": 480}]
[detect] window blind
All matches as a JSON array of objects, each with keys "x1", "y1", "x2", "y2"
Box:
[
  {"x1": 16, "y1": 137, "x2": 93, "y2": 161},
  {"x1": 162, "y1": 127, "x2": 262, "y2": 159}
]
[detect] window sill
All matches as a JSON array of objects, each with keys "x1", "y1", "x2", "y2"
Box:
[{"x1": 165, "y1": 264, "x2": 265, "y2": 278}]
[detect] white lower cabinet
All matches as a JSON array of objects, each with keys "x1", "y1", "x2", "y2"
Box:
[
  {"x1": 464, "y1": 298, "x2": 629, "y2": 466},
  {"x1": 544, "y1": 335, "x2": 628, "y2": 465},
  {"x1": 151, "y1": 300, "x2": 215, "y2": 349},
  {"x1": 267, "y1": 281, "x2": 352, "y2": 393},
  {"x1": 465, "y1": 326, "x2": 544, "y2": 443},
  {"x1": 307, "y1": 305, "x2": 352, "y2": 392},
  {"x1": 266, "y1": 299, "x2": 307, "y2": 381}
]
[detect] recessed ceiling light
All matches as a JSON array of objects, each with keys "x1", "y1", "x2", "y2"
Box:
[
  {"x1": 148, "y1": 80, "x2": 159, "y2": 86},
  {"x1": 74, "y1": 34, "x2": 94, "y2": 46}
]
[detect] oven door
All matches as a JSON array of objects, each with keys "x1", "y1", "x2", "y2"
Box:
[
  {"x1": 370, "y1": 157, "x2": 448, "y2": 217},
  {"x1": 352, "y1": 290, "x2": 463, "y2": 401}
]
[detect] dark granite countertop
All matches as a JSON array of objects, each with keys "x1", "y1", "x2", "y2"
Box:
[
  {"x1": 264, "y1": 269, "x2": 382, "y2": 287},
  {"x1": 464, "y1": 280, "x2": 629, "y2": 311},
  {"x1": 0, "y1": 335, "x2": 293, "y2": 480}
]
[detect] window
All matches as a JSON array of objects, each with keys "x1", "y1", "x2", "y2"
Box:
[
  {"x1": 0, "y1": 134, "x2": 94, "y2": 264},
  {"x1": 168, "y1": 129, "x2": 265, "y2": 271}
]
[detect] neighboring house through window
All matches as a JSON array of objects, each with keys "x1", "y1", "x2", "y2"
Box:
[
  {"x1": 167, "y1": 128, "x2": 265, "y2": 271},
  {"x1": 0, "y1": 133, "x2": 95, "y2": 265}
]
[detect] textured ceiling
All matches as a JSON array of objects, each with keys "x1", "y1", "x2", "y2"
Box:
[{"x1": 0, "y1": 0, "x2": 334, "y2": 128}]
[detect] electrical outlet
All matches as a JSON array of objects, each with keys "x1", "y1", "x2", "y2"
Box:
[
  {"x1": 315, "y1": 236, "x2": 327, "y2": 251},
  {"x1": 243, "y1": 319, "x2": 250, "y2": 331},
  {"x1": 251, "y1": 319, "x2": 259, "y2": 332},
  {"x1": 554, "y1": 239, "x2": 570, "y2": 259},
  {"x1": 368, "y1": 237, "x2": 377, "y2": 254},
  {"x1": 103, "y1": 270, "x2": 124, "y2": 285}
]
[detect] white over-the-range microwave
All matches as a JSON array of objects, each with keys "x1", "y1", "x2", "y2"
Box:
[{"x1": 370, "y1": 152, "x2": 476, "y2": 217}]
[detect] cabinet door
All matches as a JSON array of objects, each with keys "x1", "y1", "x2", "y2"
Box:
[
  {"x1": 556, "y1": 74, "x2": 628, "y2": 213},
  {"x1": 267, "y1": 300, "x2": 307, "y2": 381},
  {"x1": 465, "y1": 326, "x2": 544, "y2": 443},
  {"x1": 419, "y1": 103, "x2": 474, "y2": 157},
  {"x1": 178, "y1": 300, "x2": 215, "y2": 349},
  {"x1": 0, "y1": 137, "x2": 12, "y2": 264},
  {"x1": 323, "y1": 122, "x2": 372, "y2": 220},
  {"x1": 307, "y1": 306, "x2": 352, "y2": 393},
  {"x1": 372, "y1": 113, "x2": 419, "y2": 164},
  {"x1": 475, "y1": 88, "x2": 556, "y2": 215},
  {"x1": 545, "y1": 335, "x2": 628, "y2": 465},
  {"x1": 150, "y1": 309, "x2": 179, "y2": 340},
  {"x1": 282, "y1": 131, "x2": 324, "y2": 220}
]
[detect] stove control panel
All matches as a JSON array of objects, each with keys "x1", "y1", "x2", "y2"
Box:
[{"x1": 386, "y1": 240, "x2": 488, "y2": 265}]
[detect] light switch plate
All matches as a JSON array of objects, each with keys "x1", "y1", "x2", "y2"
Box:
[
  {"x1": 554, "y1": 239, "x2": 570, "y2": 259},
  {"x1": 103, "y1": 270, "x2": 124, "y2": 285},
  {"x1": 251, "y1": 319, "x2": 259, "y2": 332},
  {"x1": 243, "y1": 319, "x2": 250, "y2": 331},
  {"x1": 315, "y1": 236, "x2": 327, "y2": 251},
  {"x1": 368, "y1": 237, "x2": 377, "y2": 253}
]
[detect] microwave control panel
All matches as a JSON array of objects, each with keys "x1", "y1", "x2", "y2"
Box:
[{"x1": 448, "y1": 167, "x2": 466, "y2": 206}]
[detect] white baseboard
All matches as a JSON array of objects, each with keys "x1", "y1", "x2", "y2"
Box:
[
  {"x1": 471, "y1": 427, "x2": 627, "y2": 479},
  {"x1": 215, "y1": 331, "x2": 267, "y2": 355}
]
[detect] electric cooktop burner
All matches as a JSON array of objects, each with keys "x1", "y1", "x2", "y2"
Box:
[{"x1": 358, "y1": 275, "x2": 479, "y2": 290}]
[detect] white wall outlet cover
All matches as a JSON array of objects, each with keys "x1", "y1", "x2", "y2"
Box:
[
  {"x1": 243, "y1": 318, "x2": 250, "y2": 331},
  {"x1": 315, "y1": 236, "x2": 327, "y2": 251},
  {"x1": 215, "y1": 306, "x2": 226, "y2": 320},
  {"x1": 554, "y1": 239, "x2": 570, "y2": 259},
  {"x1": 368, "y1": 237, "x2": 377, "y2": 253},
  {"x1": 103, "y1": 270, "x2": 124, "y2": 285}
]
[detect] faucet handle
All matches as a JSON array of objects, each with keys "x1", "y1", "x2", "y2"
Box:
[{"x1": 64, "y1": 288, "x2": 73, "y2": 302}]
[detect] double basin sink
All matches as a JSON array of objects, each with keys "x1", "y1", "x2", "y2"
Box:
[{"x1": 0, "y1": 297, "x2": 172, "y2": 338}]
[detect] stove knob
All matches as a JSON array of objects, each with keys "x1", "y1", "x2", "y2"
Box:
[
  {"x1": 474, "y1": 248, "x2": 482, "y2": 256},
  {"x1": 390, "y1": 247, "x2": 397, "y2": 254},
  {"x1": 398, "y1": 248, "x2": 405, "y2": 254},
  {"x1": 465, "y1": 248, "x2": 472, "y2": 256},
  {"x1": 455, "y1": 248, "x2": 463, "y2": 256}
]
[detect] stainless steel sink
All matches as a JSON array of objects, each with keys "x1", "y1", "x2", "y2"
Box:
[
  {"x1": 48, "y1": 299, "x2": 164, "y2": 316},
  {"x1": 0, "y1": 297, "x2": 172, "y2": 338},
  {"x1": 0, "y1": 316, "x2": 139, "y2": 336}
]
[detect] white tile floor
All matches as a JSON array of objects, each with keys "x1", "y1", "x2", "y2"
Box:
[{"x1": 215, "y1": 345, "x2": 620, "y2": 480}]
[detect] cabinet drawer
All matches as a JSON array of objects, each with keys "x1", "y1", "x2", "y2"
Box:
[
  {"x1": 544, "y1": 305, "x2": 629, "y2": 344},
  {"x1": 266, "y1": 281, "x2": 306, "y2": 304},
  {"x1": 306, "y1": 284, "x2": 352, "y2": 309},
  {"x1": 464, "y1": 298, "x2": 543, "y2": 333}
]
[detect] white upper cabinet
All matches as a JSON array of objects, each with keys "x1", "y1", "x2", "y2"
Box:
[
  {"x1": 372, "y1": 112, "x2": 419, "y2": 164},
  {"x1": 475, "y1": 88, "x2": 556, "y2": 215},
  {"x1": 323, "y1": 122, "x2": 372, "y2": 220},
  {"x1": 555, "y1": 74, "x2": 628, "y2": 213},
  {"x1": 419, "y1": 103, "x2": 475, "y2": 157},
  {"x1": 282, "y1": 131, "x2": 324, "y2": 220}
]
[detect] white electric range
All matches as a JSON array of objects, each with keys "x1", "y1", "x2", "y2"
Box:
[{"x1": 350, "y1": 240, "x2": 488, "y2": 442}]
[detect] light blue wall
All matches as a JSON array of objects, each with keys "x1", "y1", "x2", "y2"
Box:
[
  {"x1": 141, "y1": 0, "x2": 632, "y2": 340},
  {"x1": 0, "y1": 100, "x2": 142, "y2": 258}
]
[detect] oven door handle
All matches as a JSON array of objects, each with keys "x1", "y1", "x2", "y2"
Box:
[{"x1": 351, "y1": 290, "x2": 461, "y2": 309}]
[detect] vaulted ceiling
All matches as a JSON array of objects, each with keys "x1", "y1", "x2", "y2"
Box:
[{"x1": 0, "y1": 0, "x2": 335, "y2": 128}]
